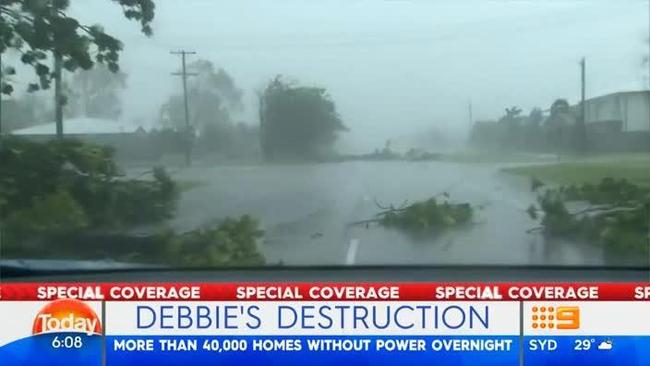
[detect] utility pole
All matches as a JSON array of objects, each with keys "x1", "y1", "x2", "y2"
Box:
[
  {"x1": 467, "y1": 100, "x2": 474, "y2": 143},
  {"x1": 171, "y1": 50, "x2": 197, "y2": 166},
  {"x1": 258, "y1": 91, "x2": 268, "y2": 161},
  {"x1": 0, "y1": 52, "x2": 3, "y2": 137},
  {"x1": 54, "y1": 52, "x2": 63, "y2": 138},
  {"x1": 578, "y1": 57, "x2": 587, "y2": 152},
  {"x1": 646, "y1": 1, "x2": 650, "y2": 267}
]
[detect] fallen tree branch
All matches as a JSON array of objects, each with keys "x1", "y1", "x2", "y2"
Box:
[
  {"x1": 374, "y1": 198, "x2": 409, "y2": 211},
  {"x1": 569, "y1": 204, "x2": 641, "y2": 217},
  {"x1": 348, "y1": 218, "x2": 381, "y2": 227},
  {"x1": 526, "y1": 226, "x2": 544, "y2": 234}
]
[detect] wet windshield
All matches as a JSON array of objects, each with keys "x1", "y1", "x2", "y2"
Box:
[{"x1": 1, "y1": 0, "x2": 649, "y2": 269}]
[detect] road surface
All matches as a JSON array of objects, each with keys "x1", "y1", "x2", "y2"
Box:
[{"x1": 168, "y1": 161, "x2": 606, "y2": 266}]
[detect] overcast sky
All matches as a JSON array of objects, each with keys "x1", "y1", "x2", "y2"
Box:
[{"x1": 45, "y1": 0, "x2": 650, "y2": 149}]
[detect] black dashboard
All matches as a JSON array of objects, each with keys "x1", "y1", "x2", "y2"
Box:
[{"x1": 4, "y1": 265, "x2": 649, "y2": 283}]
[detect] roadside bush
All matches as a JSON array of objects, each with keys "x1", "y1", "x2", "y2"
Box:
[
  {"x1": 0, "y1": 137, "x2": 178, "y2": 234},
  {"x1": 0, "y1": 137, "x2": 266, "y2": 267},
  {"x1": 3, "y1": 189, "x2": 88, "y2": 244},
  {"x1": 163, "y1": 215, "x2": 265, "y2": 267},
  {"x1": 70, "y1": 166, "x2": 178, "y2": 228}
]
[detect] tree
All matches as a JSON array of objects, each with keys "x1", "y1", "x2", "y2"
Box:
[
  {"x1": 160, "y1": 60, "x2": 244, "y2": 155},
  {"x1": 65, "y1": 64, "x2": 127, "y2": 119},
  {"x1": 161, "y1": 60, "x2": 242, "y2": 129},
  {"x1": 549, "y1": 99, "x2": 570, "y2": 117},
  {"x1": 0, "y1": 91, "x2": 49, "y2": 131},
  {"x1": 260, "y1": 76, "x2": 347, "y2": 161},
  {"x1": 498, "y1": 106, "x2": 523, "y2": 148},
  {"x1": 470, "y1": 106, "x2": 548, "y2": 151},
  {"x1": 1, "y1": 98, "x2": 33, "y2": 131},
  {"x1": 469, "y1": 119, "x2": 502, "y2": 150},
  {"x1": 521, "y1": 107, "x2": 544, "y2": 150},
  {"x1": 0, "y1": 0, "x2": 154, "y2": 95},
  {"x1": 528, "y1": 108, "x2": 544, "y2": 127},
  {"x1": 544, "y1": 99, "x2": 574, "y2": 151}
]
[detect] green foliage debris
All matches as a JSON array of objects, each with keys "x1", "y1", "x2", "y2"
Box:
[
  {"x1": 356, "y1": 195, "x2": 474, "y2": 233},
  {"x1": 531, "y1": 177, "x2": 650, "y2": 260},
  {"x1": 163, "y1": 215, "x2": 265, "y2": 267}
]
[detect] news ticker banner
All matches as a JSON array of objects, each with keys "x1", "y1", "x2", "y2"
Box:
[{"x1": 1, "y1": 283, "x2": 649, "y2": 366}]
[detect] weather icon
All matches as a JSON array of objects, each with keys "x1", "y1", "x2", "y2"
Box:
[{"x1": 597, "y1": 340, "x2": 613, "y2": 351}]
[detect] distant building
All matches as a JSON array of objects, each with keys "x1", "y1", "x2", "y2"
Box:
[
  {"x1": 10, "y1": 117, "x2": 145, "y2": 138},
  {"x1": 583, "y1": 90, "x2": 650, "y2": 132},
  {"x1": 10, "y1": 117, "x2": 150, "y2": 161}
]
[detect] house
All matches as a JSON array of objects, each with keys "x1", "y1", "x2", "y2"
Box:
[
  {"x1": 578, "y1": 90, "x2": 650, "y2": 152},
  {"x1": 10, "y1": 117, "x2": 145, "y2": 138},
  {"x1": 10, "y1": 117, "x2": 150, "y2": 160},
  {"x1": 583, "y1": 90, "x2": 650, "y2": 132}
]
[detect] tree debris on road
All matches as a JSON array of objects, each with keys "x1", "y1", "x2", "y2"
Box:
[{"x1": 351, "y1": 194, "x2": 474, "y2": 233}]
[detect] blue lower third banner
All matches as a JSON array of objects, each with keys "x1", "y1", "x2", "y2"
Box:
[
  {"x1": 521, "y1": 302, "x2": 650, "y2": 365},
  {"x1": 524, "y1": 336, "x2": 650, "y2": 365},
  {"x1": 0, "y1": 300, "x2": 104, "y2": 366},
  {"x1": 0, "y1": 333, "x2": 101, "y2": 366},
  {"x1": 104, "y1": 301, "x2": 521, "y2": 365},
  {"x1": 107, "y1": 335, "x2": 519, "y2": 365}
]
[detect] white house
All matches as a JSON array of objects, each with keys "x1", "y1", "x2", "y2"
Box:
[{"x1": 11, "y1": 117, "x2": 144, "y2": 136}]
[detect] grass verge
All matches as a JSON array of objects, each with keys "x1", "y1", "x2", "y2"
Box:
[
  {"x1": 442, "y1": 150, "x2": 557, "y2": 164},
  {"x1": 504, "y1": 159, "x2": 650, "y2": 187}
]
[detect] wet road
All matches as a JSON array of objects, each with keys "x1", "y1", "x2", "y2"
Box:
[{"x1": 169, "y1": 161, "x2": 606, "y2": 266}]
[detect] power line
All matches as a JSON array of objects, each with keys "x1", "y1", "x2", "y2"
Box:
[{"x1": 170, "y1": 50, "x2": 197, "y2": 166}]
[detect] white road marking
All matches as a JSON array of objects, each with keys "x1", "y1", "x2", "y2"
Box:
[{"x1": 346, "y1": 238, "x2": 360, "y2": 265}]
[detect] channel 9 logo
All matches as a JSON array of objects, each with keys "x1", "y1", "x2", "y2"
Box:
[{"x1": 531, "y1": 305, "x2": 580, "y2": 330}]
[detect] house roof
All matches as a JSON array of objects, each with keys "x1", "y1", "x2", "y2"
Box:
[
  {"x1": 11, "y1": 117, "x2": 143, "y2": 135},
  {"x1": 585, "y1": 89, "x2": 650, "y2": 103}
]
